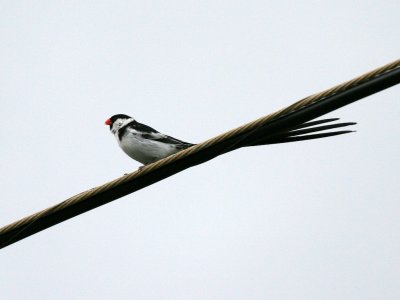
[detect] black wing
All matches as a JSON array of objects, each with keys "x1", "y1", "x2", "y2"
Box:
[{"x1": 128, "y1": 121, "x2": 195, "y2": 147}]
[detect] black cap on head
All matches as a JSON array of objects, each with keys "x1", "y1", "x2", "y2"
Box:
[{"x1": 105, "y1": 114, "x2": 131, "y2": 125}]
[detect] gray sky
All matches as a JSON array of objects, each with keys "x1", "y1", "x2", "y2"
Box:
[{"x1": 1, "y1": 1, "x2": 399, "y2": 299}]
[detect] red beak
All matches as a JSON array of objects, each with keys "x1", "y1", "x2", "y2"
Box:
[{"x1": 105, "y1": 118, "x2": 112, "y2": 125}]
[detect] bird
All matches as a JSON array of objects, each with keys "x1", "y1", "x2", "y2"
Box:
[
  {"x1": 105, "y1": 114, "x2": 195, "y2": 165},
  {"x1": 105, "y1": 114, "x2": 356, "y2": 166}
]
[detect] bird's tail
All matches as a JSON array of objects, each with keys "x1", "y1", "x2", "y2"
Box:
[
  {"x1": 245, "y1": 118, "x2": 356, "y2": 146},
  {"x1": 180, "y1": 118, "x2": 355, "y2": 154}
]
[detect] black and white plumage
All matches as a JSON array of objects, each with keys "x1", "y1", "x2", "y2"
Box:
[
  {"x1": 105, "y1": 114, "x2": 194, "y2": 165},
  {"x1": 105, "y1": 114, "x2": 356, "y2": 166}
]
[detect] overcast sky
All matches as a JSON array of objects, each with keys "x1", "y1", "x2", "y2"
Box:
[{"x1": 1, "y1": 1, "x2": 399, "y2": 299}]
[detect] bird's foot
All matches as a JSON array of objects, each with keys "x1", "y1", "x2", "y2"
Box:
[{"x1": 123, "y1": 166, "x2": 145, "y2": 176}]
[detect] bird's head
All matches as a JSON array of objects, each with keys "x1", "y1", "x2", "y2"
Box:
[{"x1": 105, "y1": 114, "x2": 134, "y2": 134}]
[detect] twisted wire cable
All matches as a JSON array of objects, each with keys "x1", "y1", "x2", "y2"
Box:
[{"x1": 1, "y1": 59, "x2": 399, "y2": 249}]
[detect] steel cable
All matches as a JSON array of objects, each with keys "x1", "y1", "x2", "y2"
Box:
[{"x1": 1, "y1": 59, "x2": 399, "y2": 249}]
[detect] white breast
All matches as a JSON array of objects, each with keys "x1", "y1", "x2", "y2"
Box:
[{"x1": 117, "y1": 131, "x2": 179, "y2": 165}]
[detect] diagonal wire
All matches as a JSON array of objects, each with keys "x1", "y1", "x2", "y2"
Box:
[{"x1": 1, "y1": 59, "x2": 400, "y2": 249}]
